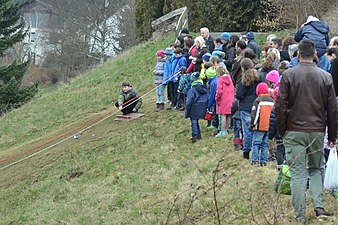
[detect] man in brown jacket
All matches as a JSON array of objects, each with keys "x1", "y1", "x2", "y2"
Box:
[{"x1": 276, "y1": 39, "x2": 337, "y2": 223}]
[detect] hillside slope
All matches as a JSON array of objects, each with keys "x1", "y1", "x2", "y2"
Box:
[{"x1": 0, "y1": 34, "x2": 337, "y2": 225}]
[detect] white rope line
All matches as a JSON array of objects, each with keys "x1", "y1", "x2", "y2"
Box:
[{"x1": 0, "y1": 82, "x2": 164, "y2": 171}]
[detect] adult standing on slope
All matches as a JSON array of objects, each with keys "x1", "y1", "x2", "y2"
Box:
[
  {"x1": 200, "y1": 27, "x2": 215, "y2": 53},
  {"x1": 276, "y1": 40, "x2": 337, "y2": 223}
]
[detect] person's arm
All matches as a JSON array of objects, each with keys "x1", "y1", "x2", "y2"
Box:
[
  {"x1": 294, "y1": 27, "x2": 304, "y2": 42},
  {"x1": 276, "y1": 75, "x2": 289, "y2": 136},
  {"x1": 235, "y1": 82, "x2": 246, "y2": 100},
  {"x1": 208, "y1": 81, "x2": 217, "y2": 108},
  {"x1": 185, "y1": 89, "x2": 194, "y2": 118},
  {"x1": 215, "y1": 79, "x2": 223, "y2": 101},
  {"x1": 117, "y1": 92, "x2": 124, "y2": 106},
  {"x1": 250, "y1": 99, "x2": 259, "y2": 129},
  {"x1": 268, "y1": 108, "x2": 276, "y2": 140},
  {"x1": 224, "y1": 47, "x2": 236, "y2": 68},
  {"x1": 327, "y1": 82, "x2": 337, "y2": 143}
]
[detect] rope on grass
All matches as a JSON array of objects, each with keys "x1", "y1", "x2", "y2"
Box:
[{"x1": 0, "y1": 70, "x2": 182, "y2": 171}]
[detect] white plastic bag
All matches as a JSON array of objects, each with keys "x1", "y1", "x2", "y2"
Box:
[{"x1": 324, "y1": 147, "x2": 338, "y2": 189}]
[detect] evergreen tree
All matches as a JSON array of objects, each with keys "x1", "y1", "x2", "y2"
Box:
[{"x1": 0, "y1": 0, "x2": 38, "y2": 114}]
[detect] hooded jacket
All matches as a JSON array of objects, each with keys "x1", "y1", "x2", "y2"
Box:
[
  {"x1": 215, "y1": 75, "x2": 235, "y2": 114},
  {"x1": 185, "y1": 83, "x2": 208, "y2": 119},
  {"x1": 117, "y1": 87, "x2": 142, "y2": 110},
  {"x1": 294, "y1": 19, "x2": 330, "y2": 57}
]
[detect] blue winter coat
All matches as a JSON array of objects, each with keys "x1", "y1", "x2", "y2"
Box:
[
  {"x1": 185, "y1": 84, "x2": 208, "y2": 119},
  {"x1": 207, "y1": 76, "x2": 218, "y2": 108},
  {"x1": 163, "y1": 55, "x2": 175, "y2": 85},
  {"x1": 169, "y1": 55, "x2": 187, "y2": 83},
  {"x1": 294, "y1": 21, "x2": 330, "y2": 57}
]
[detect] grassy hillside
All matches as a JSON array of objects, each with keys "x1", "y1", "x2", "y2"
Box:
[{"x1": 0, "y1": 34, "x2": 337, "y2": 225}]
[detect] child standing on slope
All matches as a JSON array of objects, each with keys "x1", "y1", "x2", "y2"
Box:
[
  {"x1": 153, "y1": 50, "x2": 166, "y2": 111},
  {"x1": 185, "y1": 72, "x2": 209, "y2": 143},
  {"x1": 215, "y1": 66, "x2": 235, "y2": 137},
  {"x1": 250, "y1": 83, "x2": 274, "y2": 166}
]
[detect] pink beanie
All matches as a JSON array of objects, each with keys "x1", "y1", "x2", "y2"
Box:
[
  {"x1": 266, "y1": 70, "x2": 279, "y2": 83},
  {"x1": 156, "y1": 50, "x2": 165, "y2": 58},
  {"x1": 256, "y1": 82, "x2": 269, "y2": 96},
  {"x1": 272, "y1": 87, "x2": 279, "y2": 100}
]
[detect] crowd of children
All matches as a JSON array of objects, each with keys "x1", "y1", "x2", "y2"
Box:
[{"x1": 149, "y1": 19, "x2": 338, "y2": 174}]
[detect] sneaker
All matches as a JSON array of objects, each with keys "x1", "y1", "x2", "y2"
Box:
[
  {"x1": 251, "y1": 161, "x2": 259, "y2": 167},
  {"x1": 215, "y1": 130, "x2": 228, "y2": 138},
  {"x1": 315, "y1": 208, "x2": 333, "y2": 219}
]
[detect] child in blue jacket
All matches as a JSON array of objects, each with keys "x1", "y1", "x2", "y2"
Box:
[{"x1": 185, "y1": 72, "x2": 208, "y2": 143}]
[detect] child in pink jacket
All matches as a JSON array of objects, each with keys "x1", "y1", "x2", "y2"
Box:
[{"x1": 215, "y1": 66, "x2": 235, "y2": 137}]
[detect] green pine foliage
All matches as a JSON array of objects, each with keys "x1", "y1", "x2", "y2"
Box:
[{"x1": 0, "y1": 0, "x2": 38, "y2": 114}]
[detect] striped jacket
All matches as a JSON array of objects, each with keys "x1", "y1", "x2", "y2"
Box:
[{"x1": 250, "y1": 94, "x2": 275, "y2": 132}]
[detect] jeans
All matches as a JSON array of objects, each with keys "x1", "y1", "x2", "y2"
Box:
[
  {"x1": 190, "y1": 118, "x2": 201, "y2": 137},
  {"x1": 240, "y1": 110, "x2": 253, "y2": 153},
  {"x1": 156, "y1": 84, "x2": 165, "y2": 103},
  {"x1": 252, "y1": 130, "x2": 269, "y2": 163},
  {"x1": 276, "y1": 137, "x2": 285, "y2": 165},
  {"x1": 167, "y1": 81, "x2": 178, "y2": 105},
  {"x1": 284, "y1": 131, "x2": 325, "y2": 221}
]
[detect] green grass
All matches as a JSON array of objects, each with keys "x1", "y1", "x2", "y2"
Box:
[{"x1": 0, "y1": 32, "x2": 337, "y2": 225}]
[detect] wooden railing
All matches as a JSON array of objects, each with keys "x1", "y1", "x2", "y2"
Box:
[{"x1": 151, "y1": 6, "x2": 188, "y2": 36}]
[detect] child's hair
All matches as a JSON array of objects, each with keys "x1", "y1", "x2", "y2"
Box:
[
  {"x1": 282, "y1": 36, "x2": 296, "y2": 50},
  {"x1": 216, "y1": 66, "x2": 229, "y2": 76},
  {"x1": 204, "y1": 62, "x2": 213, "y2": 70},
  {"x1": 271, "y1": 37, "x2": 282, "y2": 48},
  {"x1": 240, "y1": 58, "x2": 254, "y2": 72},
  {"x1": 261, "y1": 52, "x2": 276, "y2": 71},
  {"x1": 277, "y1": 61, "x2": 289, "y2": 75},
  {"x1": 241, "y1": 69, "x2": 259, "y2": 86},
  {"x1": 210, "y1": 56, "x2": 220, "y2": 65},
  {"x1": 122, "y1": 82, "x2": 131, "y2": 87},
  {"x1": 214, "y1": 38, "x2": 222, "y2": 45}
]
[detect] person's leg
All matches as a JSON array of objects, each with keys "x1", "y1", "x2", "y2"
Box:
[
  {"x1": 276, "y1": 137, "x2": 285, "y2": 166},
  {"x1": 252, "y1": 131, "x2": 263, "y2": 163},
  {"x1": 196, "y1": 119, "x2": 201, "y2": 137},
  {"x1": 121, "y1": 99, "x2": 138, "y2": 115},
  {"x1": 260, "y1": 132, "x2": 269, "y2": 164},
  {"x1": 307, "y1": 132, "x2": 325, "y2": 210},
  {"x1": 190, "y1": 118, "x2": 198, "y2": 142},
  {"x1": 240, "y1": 110, "x2": 253, "y2": 159},
  {"x1": 233, "y1": 118, "x2": 242, "y2": 150},
  {"x1": 284, "y1": 131, "x2": 307, "y2": 222},
  {"x1": 171, "y1": 82, "x2": 179, "y2": 107}
]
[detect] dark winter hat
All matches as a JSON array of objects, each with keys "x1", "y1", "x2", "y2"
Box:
[
  {"x1": 174, "y1": 47, "x2": 183, "y2": 54},
  {"x1": 181, "y1": 28, "x2": 189, "y2": 34},
  {"x1": 220, "y1": 32, "x2": 230, "y2": 41},
  {"x1": 164, "y1": 47, "x2": 174, "y2": 55},
  {"x1": 256, "y1": 82, "x2": 269, "y2": 96},
  {"x1": 156, "y1": 50, "x2": 165, "y2": 58},
  {"x1": 202, "y1": 53, "x2": 211, "y2": 62},
  {"x1": 190, "y1": 72, "x2": 200, "y2": 82},
  {"x1": 246, "y1": 31, "x2": 255, "y2": 41}
]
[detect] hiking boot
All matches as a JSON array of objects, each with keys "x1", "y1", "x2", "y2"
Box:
[
  {"x1": 315, "y1": 208, "x2": 333, "y2": 219},
  {"x1": 190, "y1": 136, "x2": 198, "y2": 143},
  {"x1": 243, "y1": 152, "x2": 250, "y2": 160},
  {"x1": 215, "y1": 130, "x2": 228, "y2": 138},
  {"x1": 251, "y1": 161, "x2": 259, "y2": 167},
  {"x1": 197, "y1": 134, "x2": 202, "y2": 140}
]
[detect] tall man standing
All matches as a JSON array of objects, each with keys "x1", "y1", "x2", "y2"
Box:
[{"x1": 276, "y1": 40, "x2": 337, "y2": 223}]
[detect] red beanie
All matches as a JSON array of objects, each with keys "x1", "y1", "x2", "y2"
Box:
[
  {"x1": 156, "y1": 50, "x2": 165, "y2": 58},
  {"x1": 256, "y1": 82, "x2": 269, "y2": 96}
]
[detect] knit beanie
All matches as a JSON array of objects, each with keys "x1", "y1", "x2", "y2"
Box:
[
  {"x1": 266, "y1": 70, "x2": 279, "y2": 83},
  {"x1": 212, "y1": 50, "x2": 225, "y2": 60},
  {"x1": 190, "y1": 72, "x2": 200, "y2": 82},
  {"x1": 272, "y1": 87, "x2": 279, "y2": 100},
  {"x1": 156, "y1": 50, "x2": 165, "y2": 58},
  {"x1": 202, "y1": 53, "x2": 211, "y2": 62},
  {"x1": 246, "y1": 31, "x2": 255, "y2": 41},
  {"x1": 164, "y1": 47, "x2": 173, "y2": 55},
  {"x1": 206, "y1": 67, "x2": 216, "y2": 79},
  {"x1": 256, "y1": 82, "x2": 269, "y2": 96},
  {"x1": 220, "y1": 32, "x2": 230, "y2": 41}
]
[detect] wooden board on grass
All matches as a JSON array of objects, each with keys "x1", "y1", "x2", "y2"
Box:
[{"x1": 115, "y1": 113, "x2": 144, "y2": 121}]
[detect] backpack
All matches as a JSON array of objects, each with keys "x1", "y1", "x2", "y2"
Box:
[{"x1": 274, "y1": 164, "x2": 291, "y2": 195}]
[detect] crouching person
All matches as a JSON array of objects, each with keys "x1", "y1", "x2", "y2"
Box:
[
  {"x1": 114, "y1": 82, "x2": 142, "y2": 115},
  {"x1": 185, "y1": 72, "x2": 208, "y2": 143}
]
